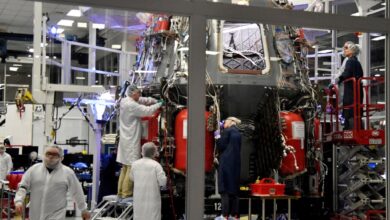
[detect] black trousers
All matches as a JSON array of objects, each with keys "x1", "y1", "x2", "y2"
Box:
[{"x1": 221, "y1": 193, "x2": 239, "y2": 217}]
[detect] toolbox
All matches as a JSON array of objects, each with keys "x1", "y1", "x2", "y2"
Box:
[{"x1": 250, "y1": 178, "x2": 285, "y2": 196}]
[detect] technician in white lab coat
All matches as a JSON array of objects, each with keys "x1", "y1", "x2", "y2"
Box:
[
  {"x1": 0, "y1": 143, "x2": 13, "y2": 180},
  {"x1": 14, "y1": 146, "x2": 91, "y2": 220},
  {"x1": 116, "y1": 85, "x2": 162, "y2": 198},
  {"x1": 130, "y1": 142, "x2": 167, "y2": 220}
]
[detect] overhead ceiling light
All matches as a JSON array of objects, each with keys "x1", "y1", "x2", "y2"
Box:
[
  {"x1": 92, "y1": 23, "x2": 105, "y2": 29},
  {"x1": 318, "y1": 49, "x2": 333, "y2": 54},
  {"x1": 370, "y1": 33, "x2": 382, "y2": 37},
  {"x1": 375, "y1": 74, "x2": 381, "y2": 77},
  {"x1": 111, "y1": 44, "x2": 121, "y2": 49},
  {"x1": 381, "y1": 3, "x2": 386, "y2": 6},
  {"x1": 67, "y1": 9, "x2": 82, "y2": 17},
  {"x1": 28, "y1": 55, "x2": 32, "y2": 58},
  {"x1": 77, "y1": 22, "x2": 87, "y2": 28},
  {"x1": 75, "y1": 76, "x2": 85, "y2": 80},
  {"x1": 56, "y1": 28, "x2": 64, "y2": 34},
  {"x1": 5, "y1": 74, "x2": 10, "y2": 77},
  {"x1": 28, "y1": 48, "x2": 34, "y2": 53},
  {"x1": 206, "y1": 51, "x2": 219, "y2": 55},
  {"x1": 13, "y1": 64, "x2": 22, "y2": 67},
  {"x1": 53, "y1": 56, "x2": 57, "y2": 59},
  {"x1": 351, "y1": 12, "x2": 360, "y2": 16},
  {"x1": 40, "y1": 43, "x2": 48, "y2": 47},
  {"x1": 57, "y1": 19, "x2": 74, "y2": 27},
  {"x1": 379, "y1": 68, "x2": 385, "y2": 71},
  {"x1": 372, "y1": 36, "x2": 385, "y2": 41},
  {"x1": 223, "y1": 24, "x2": 258, "y2": 33},
  {"x1": 27, "y1": 74, "x2": 31, "y2": 77},
  {"x1": 9, "y1": 67, "x2": 18, "y2": 71}
]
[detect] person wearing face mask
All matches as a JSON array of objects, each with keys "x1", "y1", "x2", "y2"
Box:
[
  {"x1": 214, "y1": 117, "x2": 242, "y2": 220},
  {"x1": 116, "y1": 85, "x2": 162, "y2": 199},
  {"x1": 336, "y1": 41, "x2": 363, "y2": 130},
  {"x1": 14, "y1": 146, "x2": 91, "y2": 220},
  {"x1": 0, "y1": 143, "x2": 12, "y2": 180},
  {"x1": 129, "y1": 142, "x2": 167, "y2": 220}
]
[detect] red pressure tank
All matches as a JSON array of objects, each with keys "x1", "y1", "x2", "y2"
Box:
[
  {"x1": 141, "y1": 110, "x2": 160, "y2": 145},
  {"x1": 314, "y1": 117, "x2": 321, "y2": 142},
  {"x1": 279, "y1": 112, "x2": 306, "y2": 176},
  {"x1": 174, "y1": 109, "x2": 214, "y2": 172}
]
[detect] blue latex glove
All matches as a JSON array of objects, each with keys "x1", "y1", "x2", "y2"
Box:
[
  {"x1": 219, "y1": 120, "x2": 225, "y2": 130},
  {"x1": 214, "y1": 130, "x2": 221, "y2": 139}
]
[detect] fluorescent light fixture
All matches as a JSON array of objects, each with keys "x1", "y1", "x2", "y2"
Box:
[
  {"x1": 77, "y1": 22, "x2": 87, "y2": 28},
  {"x1": 351, "y1": 12, "x2": 360, "y2": 16},
  {"x1": 27, "y1": 74, "x2": 31, "y2": 77},
  {"x1": 381, "y1": 3, "x2": 386, "y2": 6},
  {"x1": 375, "y1": 74, "x2": 381, "y2": 77},
  {"x1": 114, "y1": 70, "x2": 119, "y2": 73},
  {"x1": 57, "y1": 19, "x2": 74, "y2": 27},
  {"x1": 56, "y1": 28, "x2": 64, "y2": 34},
  {"x1": 178, "y1": 47, "x2": 219, "y2": 55},
  {"x1": 318, "y1": 49, "x2": 333, "y2": 54},
  {"x1": 40, "y1": 43, "x2": 48, "y2": 47},
  {"x1": 5, "y1": 74, "x2": 10, "y2": 77},
  {"x1": 13, "y1": 64, "x2": 22, "y2": 67},
  {"x1": 379, "y1": 68, "x2": 385, "y2": 72},
  {"x1": 206, "y1": 51, "x2": 219, "y2": 55},
  {"x1": 28, "y1": 48, "x2": 34, "y2": 53},
  {"x1": 111, "y1": 44, "x2": 121, "y2": 49},
  {"x1": 67, "y1": 9, "x2": 82, "y2": 17},
  {"x1": 370, "y1": 33, "x2": 382, "y2": 37},
  {"x1": 223, "y1": 24, "x2": 258, "y2": 33},
  {"x1": 92, "y1": 23, "x2": 105, "y2": 29},
  {"x1": 372, "y1": 36, "x2": 385, "y2": 41},
  {"x1": 9, "y1": 67, "x2": 18, "y2": 71},
  {"x1": 75, "y1": 76, "x2": 85, "y2": 80},
  {"x1": 53, "y1": 56, "x2": 57, "y2": 59},
  {"x1": 177, "y1": 47, "x2": 189, "y2": 52}
]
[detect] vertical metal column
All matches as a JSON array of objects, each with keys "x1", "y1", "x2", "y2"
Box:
[
  {"x1": 61, "y1": 41, "x2": 71, "y2": 84},
  {"x1": 186, "y1": 15, "x2": 206, "y2": 220},
  {"x1": 385, "y1": 0, "x2": 390, "y2": 218},
  {"x1": 331, "y1": 5, "x2": 337, "y2": 84},
  {"x1": 331, "y1": 4, "x2": 338, "y2": 212},
  {"x1": 314, "y1": 47, "x2": 319, "y2": 84},
  {"x1": 32, "y1": 2, "x2": 44, "y2": 103},
  {"x1": 88, "y1": 23, "x2": 96, "y2": 85}
]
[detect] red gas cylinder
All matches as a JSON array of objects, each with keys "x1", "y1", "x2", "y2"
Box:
[
  {"x1": 279, "y1": 112, "x2": 306, "y2": 176},
  {"x1": 174, "y1": 109, "x2": 214, "y2": 172},
  {"x1": 141, "y1": 110, "x2": 160, "y2": 145},
  {"x1": 314, "y1": 117, "x2": 321, "y2": 142}
]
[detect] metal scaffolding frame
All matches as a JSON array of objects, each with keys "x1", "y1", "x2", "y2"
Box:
[{"x1": 29, "y1": 0, "x2": 390, "y2": 219}]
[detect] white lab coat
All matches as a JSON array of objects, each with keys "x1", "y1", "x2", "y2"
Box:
[
  {"x1": 117, "y1": 97, "x2": 161, "y2": 165},
  {"x1": 335, "y1": 57, "x2": 348, "y2": 106},
  {"x1": 0, "y1": 152, "x2": 12, "y2": 180},
  {"x1": 14, "y1": 163, "x2": 87, "y2": 220},
  {"x1": 130, "y1": 158, "x2": 167, "y2": 220}
]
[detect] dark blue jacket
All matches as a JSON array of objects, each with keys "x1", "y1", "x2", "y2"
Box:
[
  {"x1": 216, "y1": 126, "x2": 241, "y2": 195},
  {"x1": 338, "y1": 56, "x2": 363, "y2": 106}
]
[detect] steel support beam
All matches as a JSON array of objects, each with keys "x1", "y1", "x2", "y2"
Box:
[
  {"x1": 186, "y1": 15, "x2": 206, "y2": 220},
  {"x1": 32, "y1": 0, "x2": 390, "y2": 33}
]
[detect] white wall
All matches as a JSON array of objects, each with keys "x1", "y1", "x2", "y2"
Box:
[
  {"x1": 0, "y1": 104, "x2": 33, "y2": 145},
  {"x1": 32, "y1": 106, "x2": 90, "y2": 155}
]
